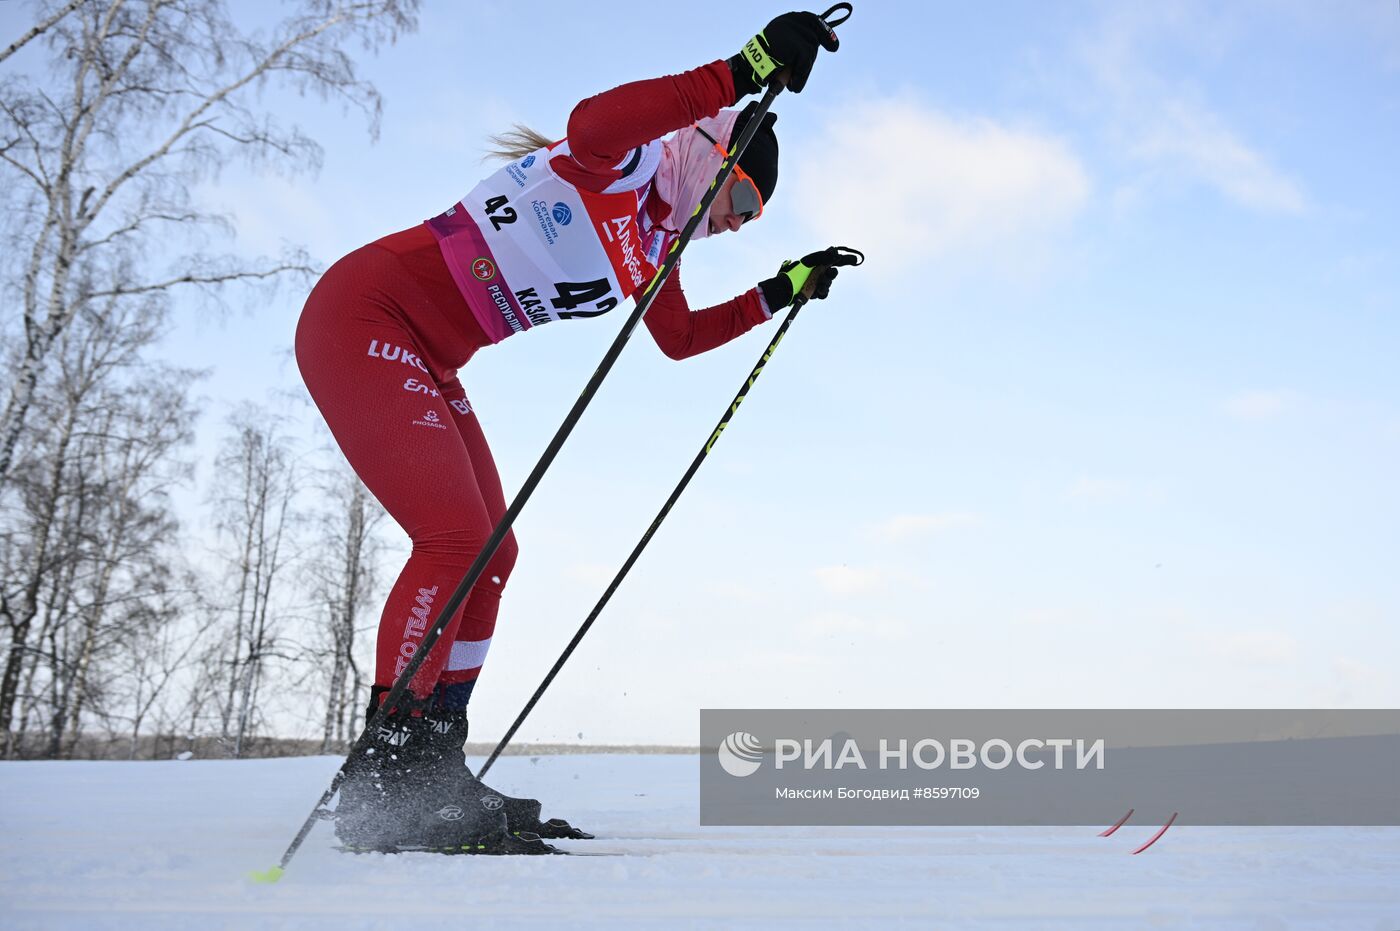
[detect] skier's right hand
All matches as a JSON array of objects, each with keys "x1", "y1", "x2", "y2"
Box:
[{"x1": 729, "y1": 11, "x2": 840, "y2": 100}]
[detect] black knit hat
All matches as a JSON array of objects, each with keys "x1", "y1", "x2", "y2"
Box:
[{"x1": 731, "y1": 101, "x2": 779, "y2": 206}]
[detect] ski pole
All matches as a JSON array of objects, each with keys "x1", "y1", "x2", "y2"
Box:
[
  {"x1": 479, "y1": 246, "x2": 866, "y2": 778},
  {"x1": 254, "y1": 4, "x2": 855, "y2": 882}
]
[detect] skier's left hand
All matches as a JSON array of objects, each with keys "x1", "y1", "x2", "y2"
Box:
[{"x1": 757, "y1": 246, "x2": 864, "y2": 311}]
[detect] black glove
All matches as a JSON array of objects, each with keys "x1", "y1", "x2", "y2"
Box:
[
  {"x1": 729, "y1": 11, "x2": 840, "y2": 100},
  {"x1": 758, "y1": 246, "x2": 864, "y2": 311}
]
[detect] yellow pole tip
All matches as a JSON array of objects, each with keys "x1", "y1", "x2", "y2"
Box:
[{"x1": 248, "y1": 865, "x2": 285, "y2": 884}]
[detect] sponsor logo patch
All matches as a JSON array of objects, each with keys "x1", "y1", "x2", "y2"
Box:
[
  {"x1": 411, "y1": 408, "x2": 447, "y2": 430},
  {"x1": 367, "y1": 340, "x2": 429, "y2": 374},
  {"x1": 394, "y1": 585, "x2": 440, "y2": 676},
  {"x1": 531, "y1": 199, "x2": 563, "y2": 245},
  {"x1": 403, "y1": 377, "x2": 440, "y2": 397}
]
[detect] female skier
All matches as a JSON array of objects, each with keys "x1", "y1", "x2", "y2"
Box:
[{"x1": 296, "y1": 11, "x2": 855, "y2": 854}]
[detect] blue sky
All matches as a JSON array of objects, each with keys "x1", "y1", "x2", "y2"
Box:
[{"x1": 7, "y1": 1, "x2": 1396, "y2": 743}]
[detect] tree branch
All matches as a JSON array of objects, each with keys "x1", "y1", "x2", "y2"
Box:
[
  {"x1": 0, "y1": 94, "x2": 54, "y2": 192},
  {"x1": 86, "y1": 9, "x2": 350, "y2": 223},
  {"x1": 84, "y1": 262, "x2": 315, "y2": 299},
  {"x1": 67, "y1": 0, "x2": 165, "y2": 208},
  {"x1": 77, "y1": 210, "x2": 204, "y2": 252},
  {"x1": 0, "y1": 0, "x2": 85, "y2": 66}
]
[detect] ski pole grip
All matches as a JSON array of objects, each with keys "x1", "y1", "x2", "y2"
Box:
[{"x1": 820, "y1": 3, "x2": 853, "y2": 29}]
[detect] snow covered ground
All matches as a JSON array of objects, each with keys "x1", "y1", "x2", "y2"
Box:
[{"x1": 2, "y1": 753, "x2": 1397, "y2": 929}]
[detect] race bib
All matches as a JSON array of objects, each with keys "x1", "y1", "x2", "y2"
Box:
[{"x1": 427, "y1": 141, "x2": 662, "y2": 344}]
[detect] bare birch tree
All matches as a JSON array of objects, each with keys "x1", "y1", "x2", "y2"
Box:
[
  {"x1": 209, "y1": 403, "x2": 299, "y2": 757},
  {"x1": 307, "y1": 466, "x2": 384, "y2": 751},
  {"x1": 46, "y1": 373, "x2": 197, "y2": 758},
  {"x1": 0, "y1": 0, "x2": 420, "y2": 487},
  {"x1": 0, "y1": 287, "x2": 198, "y2": 757},
  {"x1": 106, "y1": 569, "x2": 211, "y2": 758}
]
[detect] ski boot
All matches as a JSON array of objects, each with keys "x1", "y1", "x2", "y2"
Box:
[
  {"x1": 424, "y1": 708, "x2": 595, "y2": 841},
  {"x1": 334, "y1": 706, "x2": 560, "y2": 855}
]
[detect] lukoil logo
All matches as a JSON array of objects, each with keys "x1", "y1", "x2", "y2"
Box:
[
  {"x1": 718, "y1": 731, "x2": 764, "y2": 777},
  {"x1": 551, "y1": 202, "x2": 572, "y2": 225}
]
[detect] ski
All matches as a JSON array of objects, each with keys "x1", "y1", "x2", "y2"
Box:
[
  {"x1": 335, "y1": 843, "x2": 629, "y2": 858},
  {"x1": 316, "y1": 804, "x2": 593, "y2": 842},
  {"x1": 529, "y1": 817, "x2": 596, "y2": 840}
]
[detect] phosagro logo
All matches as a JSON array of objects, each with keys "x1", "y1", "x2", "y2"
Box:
[{"x1": 718, "y1": 731, "x2": 764, "y2": 777}]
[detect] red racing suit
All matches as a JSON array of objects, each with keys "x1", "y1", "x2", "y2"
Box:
[{"x1": 295, "y1": 59, "x2": 772, "y2": 707}]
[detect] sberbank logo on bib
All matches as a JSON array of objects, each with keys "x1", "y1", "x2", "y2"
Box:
[{"x1": 551, "y1": 202, "x2": 572, "y2": 226}]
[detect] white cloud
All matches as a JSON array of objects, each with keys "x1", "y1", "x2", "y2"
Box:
[
  {"x1": 1327, "y1": 657, "x2": 1394, "y2": 705},
  {"x1": 1080, "y1": 7, "x2": 1305, "y2": 215},
  {"x1": 1069, "y1": 477, "x2": 1133, "y2": 500},
  {"x1": 791, "y1": 97, "x2": 1089, "y2": 278},
  {"x1": 867, "y1": 512, "x2": 981, "y2": 543},
  {"x1": 813, "y1": 565, "x2": 885, "y2": 596},
  {"x1": 809, "y1": 611, "x2": 909, "y2": 641},
  {"x1": 1223, "y1": 390, "x2": 1289, "y2": 420},
  {"x1": 1129, "y1": 101, "x2": 1305, "y2": 214},
  {"x1": 1020, "y1": 607, "x2": 1077, "y2": 628},
  {"x1": 1199, "y1": 630, "x2": 1300, "y2": 667}
]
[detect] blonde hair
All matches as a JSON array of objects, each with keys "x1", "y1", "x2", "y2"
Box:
[{"x1": 485, "y1": 124, "x2": 555, "y2": 161}]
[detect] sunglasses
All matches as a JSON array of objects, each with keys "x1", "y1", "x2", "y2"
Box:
[{"x1": 694, "y1": 124, "x2": 764, "y2": 223}]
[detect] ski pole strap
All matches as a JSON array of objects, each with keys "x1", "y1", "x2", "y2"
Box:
[{"x1": 821, "y1": 3, "x2": 853, "y2": 28}]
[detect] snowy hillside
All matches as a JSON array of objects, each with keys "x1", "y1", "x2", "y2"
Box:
[{"x1": 2, "y1": 753, "x2": 1397, "y2": 928}]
